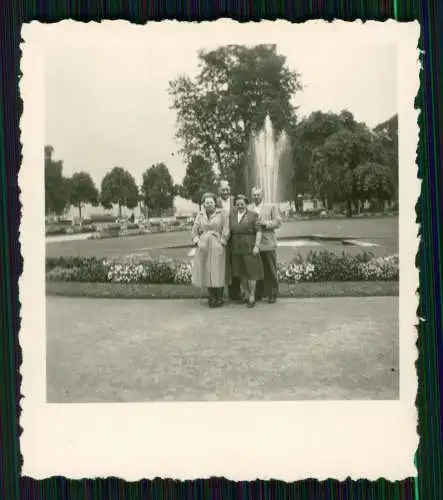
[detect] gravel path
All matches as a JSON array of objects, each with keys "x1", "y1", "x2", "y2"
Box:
[{"x1": 46, "y1": 296, "x2": 399, "y2": 402}]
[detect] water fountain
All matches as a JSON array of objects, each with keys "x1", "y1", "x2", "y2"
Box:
[
  {"x1": 248, "y1": 115, "x2": 315, "y2": 247},
  {"x1": 250, "y1": 115, "x2": 290, "y2": 204},
  {"x1": 134, "y1": 115, "x2": 377, "y2": 259}
]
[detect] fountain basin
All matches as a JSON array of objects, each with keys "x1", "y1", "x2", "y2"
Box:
[
  {"x1": 117, "y1": 235, "x2": 379, "y2": 260},
  {"x1": 276, "y1": 235, "x2": 379, "y2": 248},
  {"x1": 277, "y1": 239, "x2": 323, "y2": 247},
  {"x1": 184, "y1": 236, "x2": 378, "y2": 257}
]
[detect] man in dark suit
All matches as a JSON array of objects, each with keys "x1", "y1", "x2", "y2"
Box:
[{"x1": 217, "y1": 180, "x2": 242, "y2": 301}]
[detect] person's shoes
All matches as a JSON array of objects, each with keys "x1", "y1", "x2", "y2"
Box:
[
  {"x1": 256, "y1": 282, "x2": 264, "y2": 299},
  {"x1": 228, "y1": 285, "x2": 241, "y2": 301},
  {"x1": 268, "y1": 294, "x2": 277, "y2": 304},
  {"x1": 208, "y1": 289, "x2": 216, "y2": 307},
  {"x1": 215, "y1": 288, "x2": 224, "y2": 307},
  {"x1": 247, "y1": 299, "x2": 256, "y2": 308}
]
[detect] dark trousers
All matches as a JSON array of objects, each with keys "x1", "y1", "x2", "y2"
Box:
[{"x1": 256, "y1": 250, "x2": 278, "y2": 299}]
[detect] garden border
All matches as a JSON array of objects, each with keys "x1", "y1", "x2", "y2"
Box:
[{"x1": 46, "y1": 280, "x2": 399, "y2": 299}]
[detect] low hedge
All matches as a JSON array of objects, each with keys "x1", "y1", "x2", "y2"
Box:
[
  {"x1": 46, "y1": 227, "x2": 68, "y2": 236},
  {"x1": 46, "y1": 225, "x2": 96, "y2": 236},
  {"x1": 46, "y1": 250, "x2": 399, "y2": 285}
]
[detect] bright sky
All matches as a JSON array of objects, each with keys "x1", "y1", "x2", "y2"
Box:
[{"x1": 43, "y1": 21, "x2": 398, "y2": 210}]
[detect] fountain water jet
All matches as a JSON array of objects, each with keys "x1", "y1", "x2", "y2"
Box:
[{"x1": 251, "y1": 115, "x2": 290, "y2": 204}]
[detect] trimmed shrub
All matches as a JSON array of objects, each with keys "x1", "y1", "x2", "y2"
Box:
[
  {"x1": 46, "y1": 266, "x2": 81, "y2": 282},
  {"x1": 46, "y1": 226, "x2": 67, "y2": 236}
]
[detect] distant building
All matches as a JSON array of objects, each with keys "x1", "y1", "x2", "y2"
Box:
[
  {"x1": 62, "y1": 195, "x2": 199, "y2": 222},
  {"x1": 277, "y1": 195, "x2": 325, "y2": 214},
  {"x1": 64, "y1": 203, "x2": 144, "y2": 222},
  {"x1": 301, "y1": 195, "x2": 325, "y2": 212}
]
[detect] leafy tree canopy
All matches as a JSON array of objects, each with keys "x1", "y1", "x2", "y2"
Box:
[
  {"x1": 373, "y1": 114, "x2": 398, "y2": 191},
  {"x1": 141, "y1": 163, "x2": 175, "y2": 217},
  {"x1": 169, "y1": 44, "x2": 302, "y2": 194},
  {"x1": 354, "y1": 162, "x2": 396, "y2": 203},
  {"x1": 69, "y1": 172, "x2": 99, "y2": 218},
  {"x1": 100, "y1": 166, "x2": 138, "y2": 216},
  {"x1": 181, "y1": 155, "x2": 217, "y2": 205},
  {"x1": 310, "y1": 126, "x2": 387, "y2": 213},
  {"x1": 291, "y1": 110, "x2": 362, "y2": 198},
  {"x1": 44, "y1": 145, "x2": 70, "y2": 216}
]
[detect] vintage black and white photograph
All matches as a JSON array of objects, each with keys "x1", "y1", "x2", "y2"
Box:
[{"x1": 20, "y1": 20, "x2": 419, "y2": 480}]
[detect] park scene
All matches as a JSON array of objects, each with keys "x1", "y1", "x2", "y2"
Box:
[{"x1": 44, "y1": 42, "x2": 399, "y2": 402}]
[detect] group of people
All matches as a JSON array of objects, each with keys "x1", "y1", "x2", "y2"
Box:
[{"x1": 191, "y1": 180, "x2": 281, "y2": 308}]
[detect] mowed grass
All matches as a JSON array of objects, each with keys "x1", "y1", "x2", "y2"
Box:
[
  {"x1": 46, "y1": 216, "x2": 399, "y2": 261},
  {"x1": 46, "y1": 296, "x2": 399, "y2": 402}
]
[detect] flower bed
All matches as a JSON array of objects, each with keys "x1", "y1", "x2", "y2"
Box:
[{"x1": 46, "y1": 250, "x2": 399, "y2": 285}]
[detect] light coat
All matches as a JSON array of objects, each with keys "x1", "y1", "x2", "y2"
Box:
[
  {"x1": 249, "y1": 202, "x2": 282, "y2": 251},
  {"x1": 191, "y1": 208, "x2": 230, "y2": 287}
]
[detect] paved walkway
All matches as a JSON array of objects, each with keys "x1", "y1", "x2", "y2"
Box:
[{"x1": 46, "y1": 296, "x2": 399, "y2": 402}]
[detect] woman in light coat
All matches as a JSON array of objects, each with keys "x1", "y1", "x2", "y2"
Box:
[{"x1": 191, "y1": 192, "x2": 230, "y2": 307}]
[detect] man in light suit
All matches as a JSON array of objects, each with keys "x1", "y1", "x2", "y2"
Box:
[
  {"x1": 250, "y1": 186, "x2": 282, "y2": 303},
  {"x1": 216, "y1": 180, "x2": 242, "y2": 301}
]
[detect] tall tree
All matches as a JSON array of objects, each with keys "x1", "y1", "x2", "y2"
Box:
[
  {"x1": 169, "y1": 44, "x2": 302, "y2": 194},
  {"x1": 69, "y1": 172, "x2": 99, "y2": 218},
  {"x1": 181, "y1": 155, "x2": 217, "y2": 205},
  {"x1": 354, "y1": 162, "x2": 396, "y2": 209},
  {"x1": 310, "y1": 126, "x2": 385, "y2": 216},
  {"x1": 373, "y1": 114, "x2": 398, "y2": 201},
  {"x1": 141, "y1": 163, "x2": 175, "y2": 217},
  {"x1": 291, "y1": 110, "x2": 361, "y2": 200},
  {"x1": 100, "y1": 166, "x2": 139, "y2": 217},
  {"x1": 44, "y1": 145, "x2": 70, "y2": 216}
]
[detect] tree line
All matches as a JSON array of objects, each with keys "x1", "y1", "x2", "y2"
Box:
[
  {"x1": 46, "y1": 44, "x2": 398, "y2": 220},
  {"x1": 170, "y1": 44, "x2": 398, "y2": 216},
  {"x1": 45, "y1": 146, "x2": 178, "y2": 219}
]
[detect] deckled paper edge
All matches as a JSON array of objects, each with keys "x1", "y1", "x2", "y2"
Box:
[{"x1": 18, "y1": 19, "x2": 420, "y2": 481}]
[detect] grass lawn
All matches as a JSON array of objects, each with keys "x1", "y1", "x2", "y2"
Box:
[
  {"x1": 45, "y1": 280, "x2": 399, "y2": 299},
  {"x1": 46, "y1": 296, "x2": 399, "y2": 402},
  {"x1": 45, "y1": 216, "x2": 399, "y2": 261}
]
